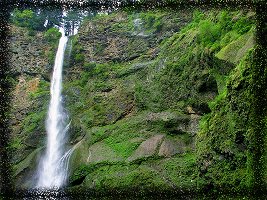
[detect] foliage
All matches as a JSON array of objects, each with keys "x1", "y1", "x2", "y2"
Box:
[
  {"x1": 88, "y1": 164, "x2": 169, "y2": 190},
  {"x1": 198, "y1": 20, "x2": 221, "y2": 47},
  {"x1": 183, "y1": 10, "x2": 255, "y2": 52},
  {"x1": 12, "y1": 9, "x2": 35, "y2": 29},
  {"x1": 74, "y1": 53, "x2": 85, "y2": 63},
  {"x1": 140, "y1": 11, "x2": 163, "y2": 33},
  {"x1": 197, "y1": 50, "x2": 254, "y2": 191},
  {"x1": 70, "y1": 164, "x2": 92, "y2": 184},
  {"x1": 103, "y1": 116, "x2": 148, "y2": 158},
  {"x1": 69, "y1": 36, "x2": 84, "y2": 65},
  {"x1": 43, "y1": 27, "x2": 61, "y2": 64},
  {"x1": 134, "y1": 9, "x2": 254, "y2": 114},
  {"x1": 11, "y1": 8, "x2": 57, "y2": 32},
  {"x1": 83, "y1": 62, "x2": 96, "y2": 71},
  {"x1": 11, "y1": 7, "x2": 89, "y2": 38},
  {"x1": 44, "y1": 27, "x2": 61, "y2": 43},
  {"x1": 161, "y1": 154, "x2": 200, "y2": 188}
]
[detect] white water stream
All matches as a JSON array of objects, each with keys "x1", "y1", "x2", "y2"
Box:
[{"x1": 36, "y1": 27, "x2": 70, "y2": 188}]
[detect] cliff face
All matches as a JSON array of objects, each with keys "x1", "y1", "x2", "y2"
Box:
[
  {"x1": 9, "y1": 25, "x2": 54, "y2": 187},
  {"x1": 63, "y1": 10, "x2": 255, "y2": 192},
  {"x1": 62, "y1": 10, "x2": 200, "y2": 190},
  {"x1": 10, "y1": 9, "x2": 257, "y2": 192}
]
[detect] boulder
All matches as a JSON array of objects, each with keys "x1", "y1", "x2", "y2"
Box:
[
  {"x1": 158, "y1": 139, "x2": 186, "y2": 157},
  {"x1": 13, "y1": 147, "x2": 44, "y2": 188},
  {"x1": 127, "y1": 134, "x2": 165, "y2": 162}
]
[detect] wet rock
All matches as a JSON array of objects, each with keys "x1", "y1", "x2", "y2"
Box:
[
  {"x1": 158, "y1": 139, "x2": 180, "y2": 157},
  {"x1": 188, "y1": 114, "x2": 201, "y2": 136},
  {"x1": 127, "y1": 134, "x2": 165, "y2": 162},
  {"x1": 14, "y1": 147, "x2": 44, "y2": 189}
]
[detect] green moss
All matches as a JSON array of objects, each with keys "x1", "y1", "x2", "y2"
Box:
[
  {"x1": 29, "y1": 80, "x2": 50, "y2": 99},
  {"x1": 21, "y1": 109, "x2": 47, "y2": 137},
  {"x1": 139, "y1": 11, "x2": 164, "y2": 34},
  {"x1": 197, "y1": 20, "x2": 222, "y2": 47},
  {"x1": 11, "y1": 79, "x2": 49, "y2": 158},
  {"x1": 101, "y1": 115, "x2": 150, "y2": 157},
  {"x1": 196, "y1": 50, "x2": 254, "y2": 191},
  {"x1": 110, "y1": 19, "x2": 134, "y2": 33},
  {"x1": 13, "y1": 147, "x2": 42, "y2": 177},
  {"x1": 94, "y1": 43, "x2": 106, "y2": 56},
  {"x1": 208, "y1": 90, "x2": 227, "y2": 110},
  {"x1": 83, "y1": 62, "x2": 96, "y2": 71},
  {"x1": 216, "y1": 28, "x2": 255, "y2": 64},
  {"x1": 61, "y1": 10, "x2": 257, "y2": 192},
  {"x1": 219, "y1": 30, "x2": 240, "y2": 48},
  {"x1": 84, "y1": 164, "x2": 169, "y2": 190},
  {"x1": 10, "y1": 79, "x2": 50, "y2": 170},
  {"x1": 70, "y1": 164, "x2": 92, "y2": 184},
  {"x1": 179, "y1": 10, "x2": 254, "y2": 53},
  {"x1": 89, "y1": 127, "x2": 110, "y2": 143},
  {"x1": 104, "y1": 138, "x2": 141, "y2": 158},
  {"x1": 74, "y1": 153, "x2": 200, "y2": 191},
  {"x1": 160, "y1": 154, "x2": 200, "y2": 188},
  {"x1": 74, "y1": 53, "x2": 85, "y2": 63},
  {"x1": 9, "y1": 137, "x2": 23, "y2": 152},
  {"x1": 69, "y1": 35, "x2": 85, "y2": 66}
]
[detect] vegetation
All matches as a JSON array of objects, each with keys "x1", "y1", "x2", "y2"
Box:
[
  {"x1": 44, "y1": 27, "x2": 61, "y2": 43},
  {"x1": 11, "y1": 8, "x2": 262, "y2": 196},
  {"x1": 64, "y1": 9, "x2": 256, "y2": 193},
  {"x1": 140, "y1": 11, "x2": 164, "y2": 33},
  {"x1": 11, "y1": 8, "x2": 44, "y2": 34}
]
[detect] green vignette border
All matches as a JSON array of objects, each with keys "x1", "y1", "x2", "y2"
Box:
[{"x1": 0, "y1": 0, "x2": 267, "y2": 198}]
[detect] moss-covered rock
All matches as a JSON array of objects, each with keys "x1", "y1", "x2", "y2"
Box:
[
  {"x1": 127, "y1": 134, "x2": 165, "y2": 162},
  {"x1": 13, "y1": 147, "x2": 44, "y2": 188},
  {"x1": 216, "y1": 28, "x2": 255, "y2": 64},
  {"x1": 196, "y1": 49, "x2": 255, "y2": 191}
]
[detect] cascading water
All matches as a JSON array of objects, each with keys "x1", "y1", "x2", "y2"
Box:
[{"x1": 36, "y1": 27, "x2": 70, "y2": 188}]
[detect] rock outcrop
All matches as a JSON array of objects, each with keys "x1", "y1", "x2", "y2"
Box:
[{"x1": 9, "y1": 25, "x2": 54, "y2": 187}]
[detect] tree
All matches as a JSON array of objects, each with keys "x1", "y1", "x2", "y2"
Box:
[{"x1": 11, "y1": 8, "x2": 64, "y2": 32}]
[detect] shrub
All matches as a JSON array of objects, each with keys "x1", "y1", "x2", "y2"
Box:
[
  {"x1": 140, "y1": 12, "x2": 163, "y2": 33},
  {"x1": 47, "y1": 50, "x2": 55, "y2": 64},
  {"x1": 83, "y1": 62, "x2": 96, "y2": 71},
  {"x1": 198, "y1": 20, "x2": 222, "y2": 46},
  {"x1": 74, "y1": 53, "x2": 85, "y2": 63},
  {"x1": 12, "y1": 9, "x2": 34, "y2": 28},
  {"x1": 192, "y1": 10, "x2": 205, "y2": 23},
  {"x1": 218, "y1": 11, "x2": 233, "y2": 32},
  {"x1": 232, "y1": 17, "x2": 253, "y2": 35},
  {"x1": 44, "y1": 27, "x2": 61, "y2": 43}
]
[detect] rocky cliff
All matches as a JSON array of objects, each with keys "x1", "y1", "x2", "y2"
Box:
[{"x1": 9, "y1": 24, "x2": 56, "y2": 187}]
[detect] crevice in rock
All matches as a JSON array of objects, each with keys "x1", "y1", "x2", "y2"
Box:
[
  {"x1": 69, "y1": 176, "x2": 86, "y2": 187},
  {"x1": 113, "y1": 103, "x2": 134, "y2": 123}
]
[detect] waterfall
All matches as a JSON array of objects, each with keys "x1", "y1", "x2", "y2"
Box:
[
  {"x1": 132, "y1": 16, "x2": 148, "y2": 37},
  {"x1": 36, "y1": 27, "x2": 70, "y2": 188}
]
